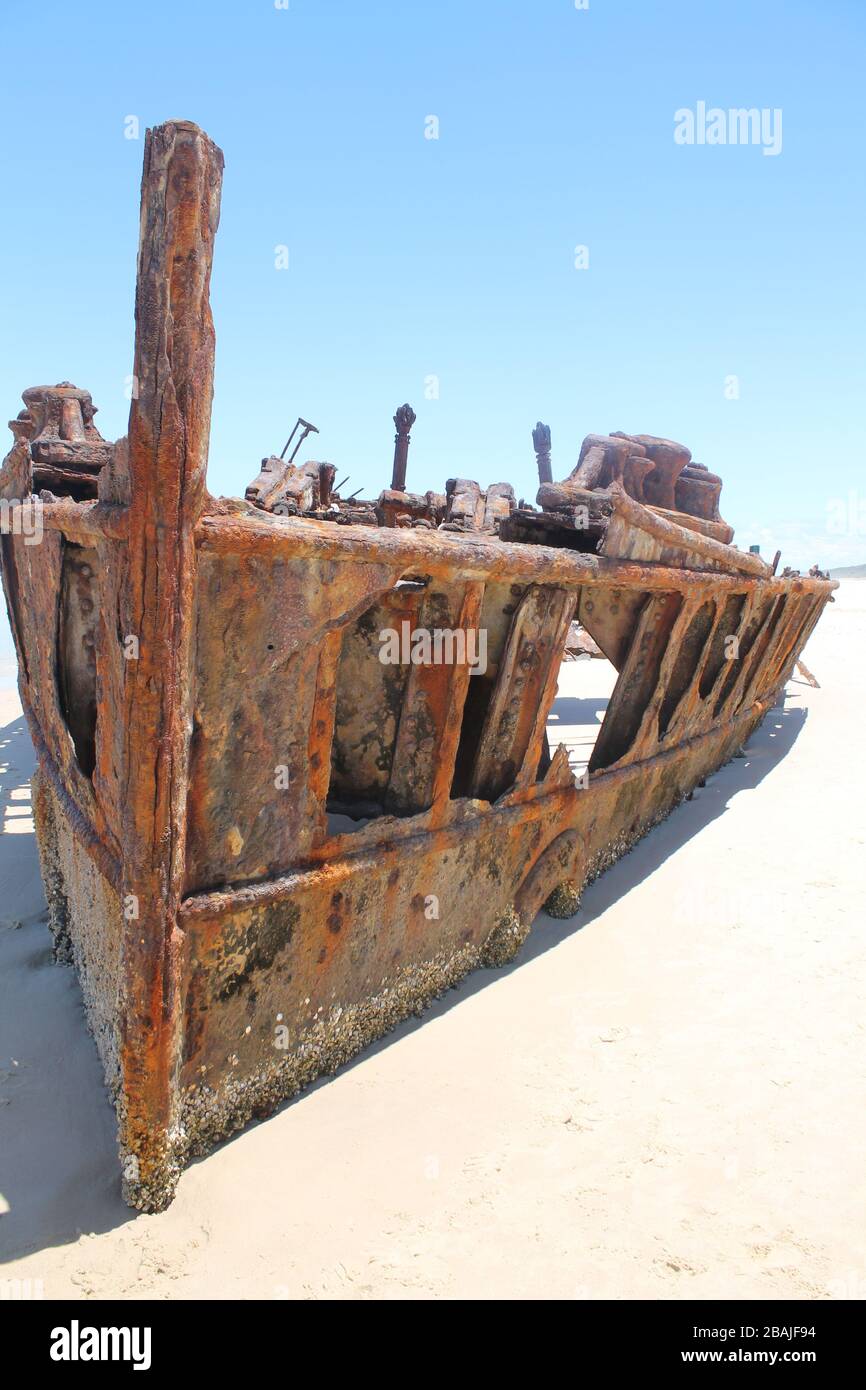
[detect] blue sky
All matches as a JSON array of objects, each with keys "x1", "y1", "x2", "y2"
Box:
[{"x1": 1, "y1": 0, "x2": 864, "y2": 612}]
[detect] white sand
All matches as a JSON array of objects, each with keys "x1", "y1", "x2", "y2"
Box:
[{"x1": 0, "y1": 583, "x2": 864, "y2": 1301}]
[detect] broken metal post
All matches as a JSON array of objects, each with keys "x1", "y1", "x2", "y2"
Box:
[
  {"x1": 280, "y1": 416, "x2": 319, "y2": 463},
  {"x1": 318, "y1": 462, "x2": 336, "y2": 507},
  {"x1": 120, "y1": 120, "x2": 223, "y2": 1210},
  {"x1": 533, "y1": 421, "x2": 552, "y2": 485},
  {"x1": 390, "y1": 403, "x2": 416, "y2": 491}
]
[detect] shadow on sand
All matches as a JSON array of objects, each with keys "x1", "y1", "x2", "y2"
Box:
[
  {"x1": 547, "y1": 693, "x2": 609, "y2": 726},
  {"x1": 0, "y1": 716, "x2": 134, "y2": 1262},
  {"x1": 0, "y1": 692, "x2": 807, "y2": 1260}
]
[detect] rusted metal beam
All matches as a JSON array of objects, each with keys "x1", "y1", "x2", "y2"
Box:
[
  {"x1": 386, "y1": 580, "x2": 485, "y2": 815},
  {"x1": 194, "y1": 507, "x2": 834, "y2": 598},
  {"x1": 35, "y1": 499, "x2": 130, "y2": 542},
  {"x1": 589, "y1": 590, "x2": 683, "y2": 771},
  {"x1": 468, "y1": 585, "x2": 576, "y2": 800},
  {"x1": 115, "y1": 120, "x2": 224, "y2": 1210},
  {"x1": 603, "y1": 486, "x2": 770, "y2": 578}
]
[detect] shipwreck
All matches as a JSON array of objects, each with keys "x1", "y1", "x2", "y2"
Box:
[{"x1": 0, "y1": 122, "x2": 835, "y2": 1210}]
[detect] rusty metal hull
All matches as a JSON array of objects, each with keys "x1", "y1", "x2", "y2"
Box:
[{"x1": 0, "y1": 122, "x2": 836, "y2": 1210}]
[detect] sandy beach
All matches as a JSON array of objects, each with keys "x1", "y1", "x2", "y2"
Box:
[{"x1": 1, "y1": 582, "x2": 863, "y2": 1301}]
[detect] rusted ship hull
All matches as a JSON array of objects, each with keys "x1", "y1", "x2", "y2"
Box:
[{"x1": 0, "y1": 123, "x2": 834, "y2": 1210}]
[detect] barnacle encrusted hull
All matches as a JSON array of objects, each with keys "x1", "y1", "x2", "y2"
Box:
[{"x1": 0, "y1": 122, "x2": 835, "y2": 1210}]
